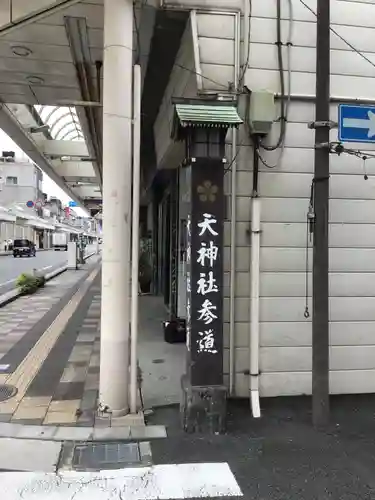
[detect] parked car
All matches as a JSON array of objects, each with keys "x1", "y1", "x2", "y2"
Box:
[{"x1": 13, "y1": 239, "x2": 36, "y2": 258}]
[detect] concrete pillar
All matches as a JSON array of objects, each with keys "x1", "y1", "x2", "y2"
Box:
[
  {"x1": 99, "y1": 0, "x2": 133, "y2": 416},
  {"x1": 67, "y1": 242, "x2": 77, "y2": 270}
]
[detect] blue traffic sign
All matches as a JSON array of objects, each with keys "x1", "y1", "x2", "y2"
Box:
[
  {"x1": 26, "y1": 200, "x2": 34, "y2": 208},
  {"x1": 68, "y1": 201, "x2": 77, "y2": 207},
  {"x1": 339, "y1": 104, "x2": 375, "y2": 144}
]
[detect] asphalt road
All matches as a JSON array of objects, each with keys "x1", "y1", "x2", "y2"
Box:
[
  {"x1": 0, "y1": 246, "x2": 96, "y2": 294},
  {"x1": 149, "y1": 397, "x2": 375, "y2": 500}
]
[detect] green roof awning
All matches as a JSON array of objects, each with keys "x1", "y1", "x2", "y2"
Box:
[{"x1": 174, "y1": 104, "x2": 243, "y2": 129}]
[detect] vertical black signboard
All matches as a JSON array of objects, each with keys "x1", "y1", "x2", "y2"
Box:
[
  {"x1": 170, "y1": 170, "x2": 179, "y2": 318},
  {"x1": 186, "y1": 158, "x2": 224, "y2": 387}
]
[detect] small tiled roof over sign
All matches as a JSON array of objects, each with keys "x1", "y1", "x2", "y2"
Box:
[{"x1": 174, "y1": 104, "x2": 243, "y2": 129}]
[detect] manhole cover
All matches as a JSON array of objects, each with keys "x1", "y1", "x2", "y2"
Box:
[
  {"x1": 72, "y1": 442, "x2": 141, "y2": 471},
  {"x1": 152, "y1": 358, "x2": 165, "y2": 364},
  {"x1": 0, "y1": 385, "x2": 17, "y2": 402}
]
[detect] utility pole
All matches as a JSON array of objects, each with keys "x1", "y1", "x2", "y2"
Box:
[{"x1": 312, "y1": 0, "x2": 330, "y2": 427}]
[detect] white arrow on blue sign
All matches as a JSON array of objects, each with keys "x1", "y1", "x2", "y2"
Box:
[{"x1": 339, "y1": 104, "x2": 375, "y2": 144}]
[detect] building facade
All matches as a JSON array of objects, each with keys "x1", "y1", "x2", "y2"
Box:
[
  {"x1": 0, "y1": 154, "x2": 43, "y2": 212},
  {"x1": 0, "y1": 154, "x2": 53, "y2": 247},
  {"x1": 146, "y1": 0, "x2": 375, "y2": 404}
]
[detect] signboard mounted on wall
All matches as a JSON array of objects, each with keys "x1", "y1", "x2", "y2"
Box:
[{"x1": 339, "y1": 104, "x2": 375, "y2": 144}]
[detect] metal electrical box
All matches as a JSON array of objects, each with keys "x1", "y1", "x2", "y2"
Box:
[{"x1": 248, "y1": 91, "x2": 275, "y2": 135}]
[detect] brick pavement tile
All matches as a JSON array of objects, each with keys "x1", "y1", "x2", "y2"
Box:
[
  {"x1": 84, "y1": 373, "x2": 99, "y2": 391},
  {"x1": 10, "y1": 418, "x2": 44, "y2": 425},
  {"x1": 53, "y1": 382, "x2": 85, "y2": 401},
  {"x1": 19, "y1": 397, "x2": 51, "y2": 407},
  {"x1": 13, "y1": 406, "x2": 48, "y2": 420},
  {"x1": 80, "y1": 390, "x2": 98, "y2": 411},
  {"x1": 49, "y1": 399, "x2": 81, "y2": 413},
  {"x1": 76, "y1": 414, "x2": 94, "y2": 427},
  {"x1": 68, "y1": 347, "x2": 92, "y2": 363},
  {"x1": 44, "y1": 401, "x2": 83, "y2": 425},
  {"x1": 89, "y1": 353, "x2": 100, "y2": 368},
  {"x1": 60, "y1": 365, "x2": 88, "y2": 384},
  {"x1": 44, "y1": 412, "x2": 77, "y2": 425},
  {"x1": 76, "y1": 333, "x2": 96, "y2": 343},
  {"x1": 72, "y1": 361, "x2": 89, "y2": 368}
]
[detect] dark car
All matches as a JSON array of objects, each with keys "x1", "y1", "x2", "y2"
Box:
[{"x1": 13, "y1": 239, "x2": 36, "y2": 258}]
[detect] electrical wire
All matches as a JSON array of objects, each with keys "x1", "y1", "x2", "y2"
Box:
[
  {"x1": 259, "y1": 0, "x2": 293, "y2": 152},
  {"x1": 256, "y1": 148, "x2": 279, "y2": 169},
  {"x1": 174, "y1": 62, "x2": 232, "y2": 92},
  {"x1": 238, "y1": 0, "x2": 252, "y2": 89},
  {"x1": 298, "y1": 0, "x2": 375, "y2": 73},
  {"x1": 133, "y1": 1, "x2": 141, "y2": 65}
]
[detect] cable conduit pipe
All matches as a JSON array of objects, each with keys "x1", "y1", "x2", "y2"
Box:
[
  {"x1": 229, "y1": 11, "x2": 241, "y2": 396},
  {"x1": 249, "y1": 143, "x2": 261, "y2": 418}
]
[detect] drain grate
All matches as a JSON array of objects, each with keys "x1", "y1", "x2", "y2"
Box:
[
  {"x1": 0, "y1": 385, "x2": 17, "y2": 402},
  {"x1": 72, "y1": 442, "x2": 141, "y2": 471},
  {"x1": 152, "y1": 358, "x2": 165, "y2": 364}
]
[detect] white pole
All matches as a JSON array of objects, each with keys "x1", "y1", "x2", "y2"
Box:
[
  {"x1": 249, "y1": 196, "x2": 261, "y2": 418},
  {"x1": 229, "y1": 13, "x2": 241, "y2": 396},
  {"x1": 130, "y1": 64, "x2": 141, "y2": 414},
  {"x1": 99, "y1": 0, "x2": 133, "y2": 416}
]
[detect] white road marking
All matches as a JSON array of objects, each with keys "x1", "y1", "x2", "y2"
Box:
[
  {"x1": 0, "y1": 462, "x2": 243, "y2": 499},
  {"x1": 0, "y1": 365, "x2": 9, "y2": 371}
]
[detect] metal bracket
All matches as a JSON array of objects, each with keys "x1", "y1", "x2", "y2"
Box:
[{"x1": 308, "y1": 120, "x2": 338, "y2": 130}]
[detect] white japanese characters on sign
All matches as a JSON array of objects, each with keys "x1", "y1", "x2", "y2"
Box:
[
  {"x1": 195, "y1": 213, "x2": 219, "y2": 355},
  {"x1": 186, "y1": 215, "x2": 192, "y2": 351},
  {"x1": 197, "y1": 329, "x2": 218, "y2": 354},
  {"x1": 197, "y1": 299, "x2": 218, "y2": 325},
  {"x1": 197, "y1": 213, "x2": 218, "y2": 237},
  {"x1": 197, "y1": 271, "x2": 218, "y2": 295},
  {"x1": 197, "y1": 241, "x2": 218, "y2": 267}
]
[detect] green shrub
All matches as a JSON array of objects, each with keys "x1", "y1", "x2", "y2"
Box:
[
  {"x1": 16, "y1": 272, "x2": 46, "y2": 295},
  {"x1": 35, "y1": 275, "x2": 46, "y2": 288}
]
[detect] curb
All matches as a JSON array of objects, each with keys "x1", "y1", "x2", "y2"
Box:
[
  {"x1": 0, "y1": 422, "x2": 166, "y2": 443},
  {"x1": 0, "y1": 251, "x2": 98, "y2": 308}
]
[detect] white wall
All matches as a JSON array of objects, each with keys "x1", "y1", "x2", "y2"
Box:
[
  {"x1": 239, "y1": 0, "x2": 375, "y2": 397},
  {"x1": 0, "y1": 161, "x2": 40, "y2": 208},
  {"x1": 156, "y1": 0, "x2": 375, "y2": 398}
]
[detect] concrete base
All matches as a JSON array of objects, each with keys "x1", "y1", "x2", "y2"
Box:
[{"x1": 180, "y1": 374, "x2": 227, "y2": 434}]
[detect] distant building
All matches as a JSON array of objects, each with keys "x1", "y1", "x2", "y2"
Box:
[
  {"x1": 44, "y1": 196, "x2": 63, "y2": 221},
  {"x1": 0, "y1": 152, "x2": 43, "y2": 216},
  {"x1": 0, "y1": 152, "x2": 56, "y2": 249}
]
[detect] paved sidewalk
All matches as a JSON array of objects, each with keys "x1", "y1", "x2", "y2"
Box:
[
  {"x1": 0, "y1": 255, "x2": 101, "y2": 425},
  {"x1": 138, "y1": 296, "x2": 185, "y2": 409},
  {"x1": 0, "y1": 263, "x2": 172, "y2": 430}
]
